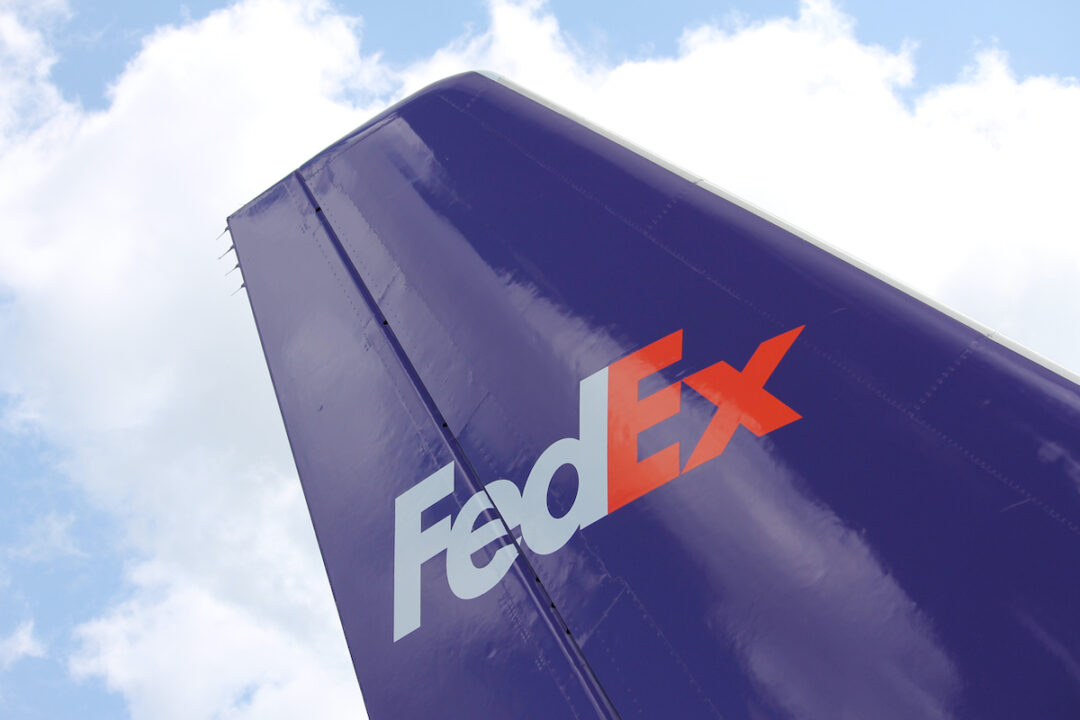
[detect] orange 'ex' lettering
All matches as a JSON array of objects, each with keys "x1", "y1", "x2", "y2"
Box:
[{"x1": 606, "y1": 326, "x2": 804, "y2": 513}]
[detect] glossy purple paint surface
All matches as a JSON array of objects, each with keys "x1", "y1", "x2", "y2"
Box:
[{"x1": 228, "y1": 72, "x2": 1080, "y2": 719}]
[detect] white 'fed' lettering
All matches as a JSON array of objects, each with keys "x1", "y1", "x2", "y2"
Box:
[{"x1": 392, "y1": 368, "x2": 608, "y2": 641}]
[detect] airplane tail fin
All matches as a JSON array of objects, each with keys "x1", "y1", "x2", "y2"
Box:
[{"x1": 228, "y1": 72, "x2": 1080, "y2": 719}]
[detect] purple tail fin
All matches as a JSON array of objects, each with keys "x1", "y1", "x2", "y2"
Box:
[{"x1": 228, "y1": 72, "x2": 1080, "y2": 719}]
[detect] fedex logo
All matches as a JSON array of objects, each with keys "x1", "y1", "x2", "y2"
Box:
[{"x1": 393, "y1": 326, "x2": 804, "y2": 640}]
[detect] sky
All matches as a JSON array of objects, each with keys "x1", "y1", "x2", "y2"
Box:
[{"x1": 0, "y1": 0, "x2": 1077, "y2": 717}]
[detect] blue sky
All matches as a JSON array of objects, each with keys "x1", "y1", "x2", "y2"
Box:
[
  {"x1": 0, "y1": 414, "x2": 125, "y2": 719},
  {"x1": 1, "y1": 1, "x2": 1078, "y2": 718}
]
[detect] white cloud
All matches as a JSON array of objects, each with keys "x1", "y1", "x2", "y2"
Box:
[
  {"x1": 0, "y1": 0, "x2": 380, "y2": 716},
  {"x1": 70, "y1": 578, "x2": 359, "y2": 720},
  {"x1": 0, "y1": 0, "x2": 1078, "y2": 718},
  {"x1": 0, "y1": 620, "x2": 45, "y2": 670}
]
